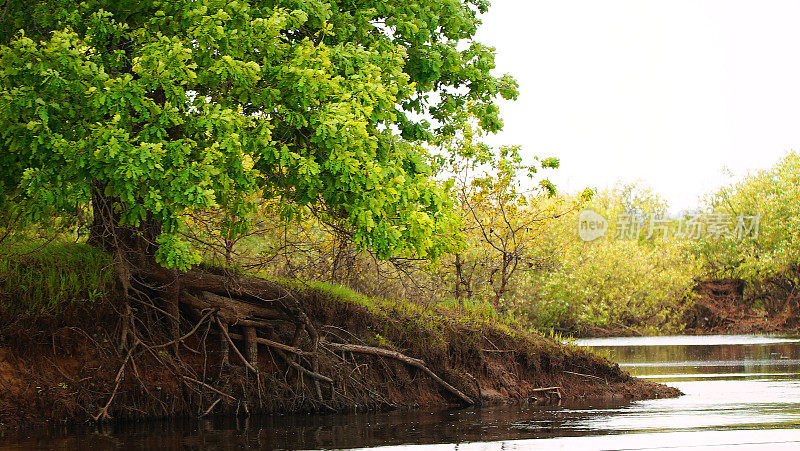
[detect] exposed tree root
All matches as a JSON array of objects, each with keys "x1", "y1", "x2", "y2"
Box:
[
  {"x1": 93, "y1": 340, "x2": 139, "y2": 421},
  {"x1": 215, "y1": 316, "x2": 258, "y2": 373},
  {"x1": 181, "y1": 376, "x2": 236, "y2": 401},
  {"x1": 529, "y1": 386, "x2": 562, "y2": 404},
  {"x1": 226, "y1": 332, "x2": 310, "y2": 356},
  {"x1": 271, "y1": 347, "x2": 334, "y2": 384},
  {"x1": 77, "y1": 262, "x2": 484, "y2": 420},
  {"x1": 45, "y1": 204, "x2": 670, "y2": 423},
  {"x1": 321, "y1": 341, "x2": 474, "y2": 405},
  {"x1": 0, "y1": 263, "x2": 685, "y2": 429}
]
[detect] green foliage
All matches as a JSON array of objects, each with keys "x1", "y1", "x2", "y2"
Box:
[
  {"x1": 522, "y1": 185, "x2": 701, "y2": 334},
  {"x1": 427, "y1": 112, "x2": 562, "y2": 305},
  {"x1": 526, "y1": 238, "x2": 698, "y2": 334},
  {"x1": 0, "y1": 0, "x2": 516, "y2": 267},
  {"x1": 692, "y1": 152, "x2": 800, "y2": 281},
  {"x1": 0, "y1": 241, "x2": 113, "y2": 314}
]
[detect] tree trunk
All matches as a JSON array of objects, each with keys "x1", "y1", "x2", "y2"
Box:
[
  {"x1": 454, "y1": 253, "x2": 463, "y2": 301},
  {"x1": 88, "y1": 183, "x2": 161, "y2": 269},
  {"x1": 166, "y1": 276, "x2": 181, "y2": 355}
]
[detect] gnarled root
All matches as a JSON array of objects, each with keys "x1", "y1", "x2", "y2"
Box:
[
  {"x1": 321, "y1": 341, "x2": 474, "y2": 405},
  {"x1": 91, "y1": 266, "x2": 473, "y2": 421}
]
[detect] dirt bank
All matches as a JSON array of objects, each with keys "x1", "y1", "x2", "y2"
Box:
[
  {"x1": 683, "y1": 278, "x2": 800, "y2": 335},
  {"x1": 562, "y1": 276, "x2": 800, "y2": 338},
  {"x1": 0, "y1": 276, "x2": 679, "y2": 430}
]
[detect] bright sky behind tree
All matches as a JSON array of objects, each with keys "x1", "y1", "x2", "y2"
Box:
[{"x1": 476, "y1": 0, "x2": 800, "y2": 211}]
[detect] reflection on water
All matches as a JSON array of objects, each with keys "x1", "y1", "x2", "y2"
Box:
[
  {"x1": 3, "y1": 335, "x2": 800, "y2": 450},
  {"x1": 579, "y1": 334, "x2": 800, "y2": 376},
  {"x1": 575, "y1": 334, "x2": 800, "y2": 347}
]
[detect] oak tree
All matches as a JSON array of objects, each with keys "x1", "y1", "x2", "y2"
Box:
[{"x1": 0, "y1": 0, "x2": 517, "y2": 271}]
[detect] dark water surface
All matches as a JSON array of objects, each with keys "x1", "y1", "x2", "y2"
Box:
[{"x1": 4, "y1": 334, "x2": 800, "y2": 450}]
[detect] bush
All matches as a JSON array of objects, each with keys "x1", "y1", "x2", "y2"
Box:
[{"x1": 520, "y1": 184, "x2": 701, "y2": 334}]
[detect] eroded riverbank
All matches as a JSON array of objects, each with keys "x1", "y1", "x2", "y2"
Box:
[
  {"x1": 0, "y1": 280, "x2": 678, "y2": 431},
  {"x1": 2, "y1": 334, "x2": 798, "y2": 449}
]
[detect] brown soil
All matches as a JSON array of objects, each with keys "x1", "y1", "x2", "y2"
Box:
[
  {"x1": 0, "y1": 281, "x2": 680, "y2": 430},
  {"x1": 565, "y1": 276, "x2": 800, "y2": 338},
  {"x1": 683, "y1": 278, "x2": 800, "y2": 335}
]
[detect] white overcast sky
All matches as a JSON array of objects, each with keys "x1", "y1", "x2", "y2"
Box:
[{"x1": 475, "y1": 0, "x2": 800, "y2": 211}]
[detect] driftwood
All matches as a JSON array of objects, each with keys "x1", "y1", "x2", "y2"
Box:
[
  {"x1": 179, "y1": 291, "x2": 290, "y2": 322},
  {"x1": 529, "y1": 386, "x2": 562, "y2": 402},
  {"x1": 140, "y1": 267, "x2": 296, "y2": 311},
  {"x1": 172, "y1": 275, "x2": 331, "y2": 385},
  {"x1": 232, "y1": 318, "x2": 281, "y2": 329},
  {"x1": 322, "y1": 341, "x2": 474, "y2": 405}
]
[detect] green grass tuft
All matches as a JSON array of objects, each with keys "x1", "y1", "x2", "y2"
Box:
[{"x1": 0, "y1": 242, "x2": 114, "y2": 314}]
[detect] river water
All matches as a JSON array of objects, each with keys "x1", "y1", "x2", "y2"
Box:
[{"x1": 4, "y1": 334, "x2": 800, "y2": 450}]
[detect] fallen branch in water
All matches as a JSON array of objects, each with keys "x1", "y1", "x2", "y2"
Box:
[{"x1": 202, "y1": 397, "x2": 223, "y2": 417}]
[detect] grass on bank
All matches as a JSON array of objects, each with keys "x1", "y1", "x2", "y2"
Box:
[
  {"x1": 0, "y1": 240, "x2": 580, "y2": 353},
  {"x1": 279, "y1": 277, "x2": 586, "y2": 365},
  {"x1": 282, "y1": 278, "x2": 546, "y2": 334},
  {"x1": 0, "y1": 241, "x2": 114, "y2": 314},
  {"x1": 0, "y1": 242, "x2": 586, "y2": 374},
  {"x1": 0, "y1": 237, "x2": 525, "y2": 330}
]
